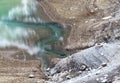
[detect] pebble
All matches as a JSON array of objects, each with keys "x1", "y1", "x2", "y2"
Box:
[
  {"x1": 29, "y1": 74, "x2": 35, "y2": 78},
  {"x1": 46, "y1": 68, "x2": 50, "y2": 72},
  {"x1": 101, "y1": 63, "x2": 107, "y2": 67},
  {"x1": 80, "y1": 64, "x2": 87, "y2": 71},
  {"x1": 32, "y1": 68, "x2": 38, "y2": 72},
  {"x1": 66, "y1": 75, "x2": 71, "y2": 79}
]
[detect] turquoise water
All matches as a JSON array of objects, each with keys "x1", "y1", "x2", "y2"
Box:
[
  {"x1": 0, "y1": 0, "x2": 20, "y2": 17},
  {"x1": 0, "y1": 0, "x2": 67, "y2": 73}
]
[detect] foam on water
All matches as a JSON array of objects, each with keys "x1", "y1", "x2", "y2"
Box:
[
  {"x1": 0, "y1": 39, "x2": 40, "y2": 55},
  {"x1": 0, "y1": 0, "x2": 45, "y2": 55},
  {"x1": 0, "y1": 0, "x2": 65, "y2": 64},
  {"x1": 0, "y1": 22, "x2": 34, "y2": 40},
  {"x1": 2, "y1": 0, "x2": 43, "y2": 22},
  {"x1": 0, "y1": 22, "x2": 39, "y2": 55}
]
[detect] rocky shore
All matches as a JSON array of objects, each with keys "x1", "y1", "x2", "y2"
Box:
[
  {"x1": 39, "y1": 0, "x2": 120, "y2": 83},
  {"x1": 1, "y1": 0, "x2": 120, "y2": 83}
]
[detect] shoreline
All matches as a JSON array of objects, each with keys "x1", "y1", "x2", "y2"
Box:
[
  {"x1": 38, "y1": 0, "x2": 91, "y2": 52},
  {"x1": 39, "y1": 1, "x2": 77, "y2": 51},
  {"x1": 39, "y1": 1, "x2": 73, "y2": 50}
]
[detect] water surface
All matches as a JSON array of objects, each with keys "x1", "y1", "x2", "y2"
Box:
[{"x1": 0, "y1": 0, "x2": 66, "y2": 71}]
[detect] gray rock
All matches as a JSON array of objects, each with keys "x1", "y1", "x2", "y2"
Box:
[{"x1": 50, "y1": 42, "x2": 120, "y2": 83}]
